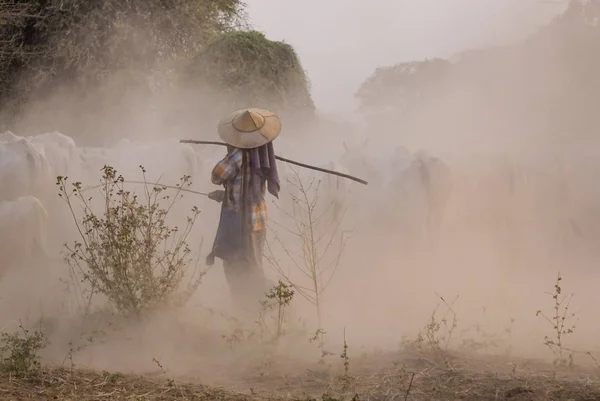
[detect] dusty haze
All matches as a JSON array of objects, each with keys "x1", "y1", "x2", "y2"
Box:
[
  {"x1": 246, "y1": 0, "x2": 567, "y2": 115},
  {"x1": 2, "y1": 0, "x2": 600, "y2": 392}
]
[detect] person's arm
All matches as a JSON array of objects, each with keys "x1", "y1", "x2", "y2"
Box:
[{"x1": 211, "y1": 149, "x2": 242, "y2": 185}]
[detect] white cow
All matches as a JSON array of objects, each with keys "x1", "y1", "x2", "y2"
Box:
[
  {"x1": 279, "y1": 159, "x2": 352, "y2": 224},
  {"x1": 27, "y1": 131, "x2": 82, "y2": 179},
  {"x1": 111, "y1": 138, "x2": 199, "y2": 186},
  {"x1": 75, "y1": 140, "x2": 200, "y2": 197},
  {"x1": 0, "y1": 196, "x2": 50, "y2": 276},
  {"x1": 0, "y1": 131, "x2": 83, "y2": 199},
  {"x1": 386, "y1": 148, "x2": 454, "y2": 248},
  {"x1": 340, "y1": 139, "x2": 389, "y2": 190},
  {"x1": 316, "y1": 161, "x2": 352, "y2": 222},
  {"x1": 0, "y1": 130, "x2": 22, "y2": 143},
  {"x1": 0, "y1": 137, "x2": 51, "y2": 201},
  {"x1": 79, "y1": 146, "x2": 112, "y2": 176},
  {"x1": 77, "y1": 146, "x2": 115, "y2": 188}
]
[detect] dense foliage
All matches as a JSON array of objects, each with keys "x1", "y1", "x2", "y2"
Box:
[
  {"x1": 0, "y1": 2, "x2": 316, "y2": 140},
  {"x1": 0, "y1": 0, "x2": 245, "y2": 116},
  {"x1": 182, "y1": 30, "x2": 315, "y2": 120}
]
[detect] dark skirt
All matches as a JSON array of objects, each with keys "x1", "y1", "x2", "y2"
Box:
[{"x1": 222, "y1": 228, "x2": 269, "y2": 318}]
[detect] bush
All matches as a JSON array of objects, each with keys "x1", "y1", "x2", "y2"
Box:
[
  {"x1": 182, "y1": 30, "x2": 315, "y2": 120},
  {"x1": 0, "y1": 324, "x2": 48, "y2": 377},
  {"x1": 57, "y1": 165, "x2": 204, "y2": 318}
]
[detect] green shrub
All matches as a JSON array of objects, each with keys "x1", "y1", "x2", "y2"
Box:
[
  {"x1": 0, "y1": 324, "x2": 48, "y2": 377},
  {"x1": 57, "y1": 165, "x2": 204, "y2": 318},
  {"x1": 183, "y1": 30, "x2": 315, "y2": 119}
]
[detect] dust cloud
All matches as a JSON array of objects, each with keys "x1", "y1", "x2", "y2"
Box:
[
  {"x1": 2, "y1": 0, "x2": 600, "y2": 391},
  {"x1": 246, "y1": 0, "x2": 566, "y2": 115}
]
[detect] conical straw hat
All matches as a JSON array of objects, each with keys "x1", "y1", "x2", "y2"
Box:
[{"x1": 217, "y1": 108, "x2": 282, "y2": 149}]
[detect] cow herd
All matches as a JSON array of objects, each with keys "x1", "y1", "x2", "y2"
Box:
[
  {"x1": 0, "y1": 129, "x2": 599, "y2": 286},
  {"x1": 0, "y1": 131, "x2": 202, "y2": 277}
]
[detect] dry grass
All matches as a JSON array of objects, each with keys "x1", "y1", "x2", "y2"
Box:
[
  {"x1": 2, "y1": 300, "x2": 600, "y2": 401},
  {"x1": 0, "y1": 367, "x2": 260, "y2": 401},
  {"x1": 1, "y1": 348, "x2": 599, "y2": 400},
  {"x1": 229, "y1": 350, "x2": 600, "y2": 401},
  {"x1": 3, "y1": 353, "x2": 600, "y2": 401}
]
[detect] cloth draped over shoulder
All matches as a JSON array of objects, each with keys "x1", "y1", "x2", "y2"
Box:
[
  {"x1": 250, "y1": 141, "x2": 280, "y2": 202},
  {"x1": 211, "y1": 142, "x2": 280, "y2": 232}
]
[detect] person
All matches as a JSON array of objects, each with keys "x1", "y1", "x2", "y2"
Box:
[{"x1": 206, "y1": 108, "x2": 281, "y2": 319}]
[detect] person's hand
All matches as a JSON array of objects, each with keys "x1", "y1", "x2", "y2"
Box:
[{"x1": 208, "y1": 190, "x2": 225, "y2": 203}]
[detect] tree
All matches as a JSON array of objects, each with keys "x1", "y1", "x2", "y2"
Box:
[
  {"x1": 355, "y1": 58, "x2": 452, "y2": 124},
  {"x1": 355, "y1": 0, "x2": 600, "y2": 146},
  {"x1": 0, "y1": 0, "x2": 246, "y2": 120},
  {"x1": 182, "y1": 30, "x2": 315, "y2": 123}
]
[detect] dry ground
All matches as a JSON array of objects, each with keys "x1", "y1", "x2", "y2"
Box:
[{"x1": 2, "y1": 351, "x2": 600, "y2": 401}]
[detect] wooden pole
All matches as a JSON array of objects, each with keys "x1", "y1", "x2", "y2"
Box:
[{"x1": 180, "y1": 139, "x2": 369, "y2": 186}]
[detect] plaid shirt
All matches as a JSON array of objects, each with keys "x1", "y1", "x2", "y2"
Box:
[{"x1": 211, "y1": 148, "x2": 268, "y2": 231}]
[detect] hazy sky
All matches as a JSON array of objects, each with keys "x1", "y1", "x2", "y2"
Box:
[{"x1": 245, "y1": 0, "x2": 566, "y2": 116}]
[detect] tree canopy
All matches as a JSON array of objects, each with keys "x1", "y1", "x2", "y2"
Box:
[
  {"x1": 182, "y1": 30, "x2": 315, "y2": 121},
  {"x1": 0, "y1": 0, "x2": 245, "y2": 116},
  {"x1": 356, "y1": 58, "x2": 452, "y2": 121}
]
